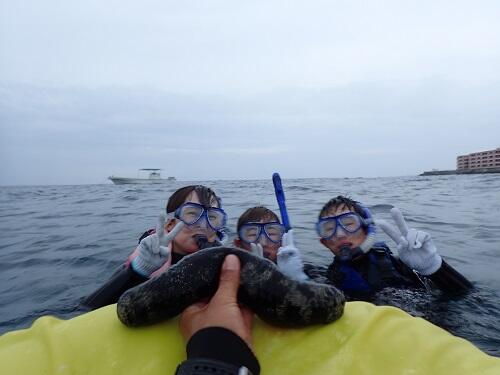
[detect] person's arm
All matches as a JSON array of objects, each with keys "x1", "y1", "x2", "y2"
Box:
[
  {"x1": 176, "y1": 327, "x2": 259, "y2": 375},
  {"x1": 378, "y1": 208, "x2": 472, "y2": 295},
  {"x1": 427, "y1": 259, "x2": 473, "y2": 294},
  {"x1": 177, "y1": 255, "x2": 260, "y2": 375},
  {"x1": 82, "y1": 216, "x2": 184, "y2": 310},
  {"x1": 81, "y1": 264, "x2": 148, "y2": 310},
  {"x1": 391, "y1": 255, "x2": 472, "y2": 294}
]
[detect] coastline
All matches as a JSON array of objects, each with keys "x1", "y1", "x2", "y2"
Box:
[{"x1": 420, "y1": 167, "x2": 500, "y2": 176}]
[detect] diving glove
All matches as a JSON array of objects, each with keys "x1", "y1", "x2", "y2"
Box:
[
  {"x1": 277, "y1": 230, "x2": 308, "y2": 281},
  {"x1": 131, "y1": 214, "x2": 185, "y2": 277},
  {"x1": 377, "y1": 207, "x2": 442, "y2": 275}
]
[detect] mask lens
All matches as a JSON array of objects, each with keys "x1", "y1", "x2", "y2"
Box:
[
  {"x1": 239, "y1": 224, "x2": 261, "y2": 243},
  {"x1": 206, "y1": 208, "x2": 226, "y2": 230},
  {"x1": 338, "y1": 214, "x2": 362, "y2": 233},
  {"x1": 177, "y1": 204, "x2": 203, "y2": 225},
  {"x1": 317, "y1": 218, "x2": 337, "y2": 238},
  {"x1": 264, "y1": 223, "x2": 285, "y2": 243}
]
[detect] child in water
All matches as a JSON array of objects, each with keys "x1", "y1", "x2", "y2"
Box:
[
  {"x1": 83, "y1": 185, "x2": 227, "y2": 309},
  {"x1": 234, "y1": 206, "x2": 308, "y2": 281},
  {"x1": 315, "y1": 196, "x2": 472, "y2": 300}
]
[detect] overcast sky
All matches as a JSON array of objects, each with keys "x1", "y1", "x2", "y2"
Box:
[{"x1": 1, "y1": 0, "x2": 499, "y2": 185}]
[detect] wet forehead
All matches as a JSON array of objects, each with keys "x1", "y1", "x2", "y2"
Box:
[
  {"x1": 184, "y1": 191, "x2": 219, "y2": 207},
  {"x1": 258, "y1": 216, "x2": 278, "y2": 224},
  {"x1": 241, "y1": 211, "x2": 279, "y2": 225},
  {"x1": 322, "y1": 204, "x2": 355, "y2": 218}
]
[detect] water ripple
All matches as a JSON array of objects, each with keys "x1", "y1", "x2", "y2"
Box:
[{"x1": 1, "y1": 176, "x2": 499, "y2": 355}]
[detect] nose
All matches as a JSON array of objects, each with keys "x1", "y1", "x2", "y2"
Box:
[
  {"x1": 257, "y1": 233, "x2": 272, "y2": 246},
  {"x1": 191, "y1": 214, "x2": 209, "y2": 230},
  {"x1": 335, "y1": 226, "x2": 347, "y2": 238}
]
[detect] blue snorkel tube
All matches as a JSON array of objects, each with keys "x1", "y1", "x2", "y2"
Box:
[{"x1": 272, "y1": 173, "x2": 291, "y2": 232}]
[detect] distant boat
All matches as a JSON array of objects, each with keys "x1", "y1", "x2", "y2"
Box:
[{"x1": 108, "y1": 169, "x2": 176, "y2": 185}]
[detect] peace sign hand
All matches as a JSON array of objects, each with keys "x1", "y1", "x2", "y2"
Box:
[
  {"x1": 131, "y1": 214, "x2": 185, "y2": 277},
  {"x1": 277, "y1": 230, "x2": 308, "y2": 281},
  {"x1": 376, "y1": 208, "x2": 442, "y2": 275}
]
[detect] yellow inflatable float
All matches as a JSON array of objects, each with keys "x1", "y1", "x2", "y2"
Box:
[{"x1": 1, "y1": 301, "x2": 498, "y2": 374}]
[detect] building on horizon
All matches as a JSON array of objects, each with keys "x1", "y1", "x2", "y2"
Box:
[{"x1": 457, "y1": 148, "x2": 500, "y2": 170}]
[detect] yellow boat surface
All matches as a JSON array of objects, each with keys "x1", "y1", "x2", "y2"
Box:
[{"x1": 1, "y1": 301, "x2": 499, "y2": 374}]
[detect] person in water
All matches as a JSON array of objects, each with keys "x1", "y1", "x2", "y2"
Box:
[
  {"x1": 177, "y1": 254, "x2": 260, "y2": 375},
  {"x1": 234, "y1": 206, "x2": 308, "y2": 281},
  {"x1": 316, "y1": 196, "x2": 472, "y2": 300},
  {"x1": 83, "y1": 185, "x2": 228, "y2": 310}
]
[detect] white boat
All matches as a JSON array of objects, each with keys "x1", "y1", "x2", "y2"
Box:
[{"x1": 108, "y1": 169, "x2": 176, "y2": 185}]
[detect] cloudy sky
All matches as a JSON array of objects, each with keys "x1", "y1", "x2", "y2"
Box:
[{"x1": 1, "y1": 0, "x2": 499, "y2": 185}]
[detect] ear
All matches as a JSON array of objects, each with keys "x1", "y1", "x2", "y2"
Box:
[{"x1": 234, "y1": 238, "x2": 242, "y2": 248}]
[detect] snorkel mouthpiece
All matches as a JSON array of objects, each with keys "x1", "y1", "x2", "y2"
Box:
[
  {"x1": 338, "y1": 245, "x2": 353, "y2": 262},
  {"x1": 194, "y1": 234, "x2": 209, "y2": 250},
  {"x1": 338, "y1": 245, "x2": 364, "y2": 262},
  {"x1": 194, "y1": 234, "x2": 223, "y2": 250}
]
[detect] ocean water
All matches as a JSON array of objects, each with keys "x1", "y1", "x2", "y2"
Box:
[{"x1": 0, "y1": 175, "x2": 499, "y2": 355}]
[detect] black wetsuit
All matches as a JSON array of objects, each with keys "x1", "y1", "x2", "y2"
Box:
[
  {"x1": 305, "y1": 242, "x2": 472, "y2": 301},
  {"x1": 82, "y1": 230, "x2": 222, "y2": 310},
  {"x1": 175, "y1": 327, "x2": 260, "y2": 375}
]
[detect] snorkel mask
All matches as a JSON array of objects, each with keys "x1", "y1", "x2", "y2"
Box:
[
  {"x1": 317, "y1": 202, "x2": 376, "y2": 262},
  {"x1": 167, "y1": 201, "x2": 228, "y2": 249}
]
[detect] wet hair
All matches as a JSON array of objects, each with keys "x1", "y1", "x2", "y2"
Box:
[
  {"x1": 166, "y1": 185, "x2": 221, "y2": 213},
  {"x1": 319, "y1": 195, "x2": 365, "y2": 219},
  {"x1": 237, "y1": 206, "x2": 280, "y2": 231}
]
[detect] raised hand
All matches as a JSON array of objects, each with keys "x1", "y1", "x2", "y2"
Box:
[
  {"x1": 277, "y1": 230, "x2": 308, "y2": 281},
  {"x1": 131, "y1": 214, "x2": 185, "y2": 277},
  {"x1": 179, "y1": 254, "x2": 254, "y2": 348},
  {"x1": 377, "y1": 207, "x2": 442, "y2": 275}
]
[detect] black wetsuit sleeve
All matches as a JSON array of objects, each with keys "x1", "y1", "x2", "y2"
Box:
[
  {"x1": 81, "y1": 264, "x2": 148, "y2": 310},
  {"x1": 81, "y1": 230, "x2": 154, "y2": 310},
  {"x1": 303, "y1": 263, "x2": 327, "y2": 282},
  {"x1": 392, "y1": 256, "x2": 472, "y2": 295},
  {"x1": 81, "y1": 230, "x2": 225, "y2": 311},
  {"x1": 428, "y1": 259, "x2": 473, "y2": 294},
  {"x1": 390, "y1": 256, "x2": 422, "y2": 284},
  {"x1": 175, "y1": 327, "x2": 260, "y2": 375}
]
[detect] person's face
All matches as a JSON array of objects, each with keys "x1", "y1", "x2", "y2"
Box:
[
  {"x1": 234, "y1": 217, "x2": 282, "y2": 263},
  {"x1": 166, "y1": 191, "x2": 219, "y2": 255},
  {"x1": 319, "y1": 205, "x2": 367, "y2": 257}
]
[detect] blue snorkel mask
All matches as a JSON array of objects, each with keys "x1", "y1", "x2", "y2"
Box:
[
  {"x1": 316, "y1": 202, "x2": 376, "y2": 262},
  {"x1": 167, "y1": 201, "x2": 228, "y2": 247},
  {"x1": 238, "y1": 222, "x2": 286, "y2": 245}
]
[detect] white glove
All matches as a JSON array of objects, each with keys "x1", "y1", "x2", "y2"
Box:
[
  {"x1": 131, "y1": 214, "x2": 185, "y2": 277},
  {"x1": 276, "y1": 230, "x2": 308, "y2": 282},
  {"x1": 250, "y1": 243, "x2": 264, "y2": 258},
  {"x1": 376, "y1": 207, "x2": 442, "y2": 275}
]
